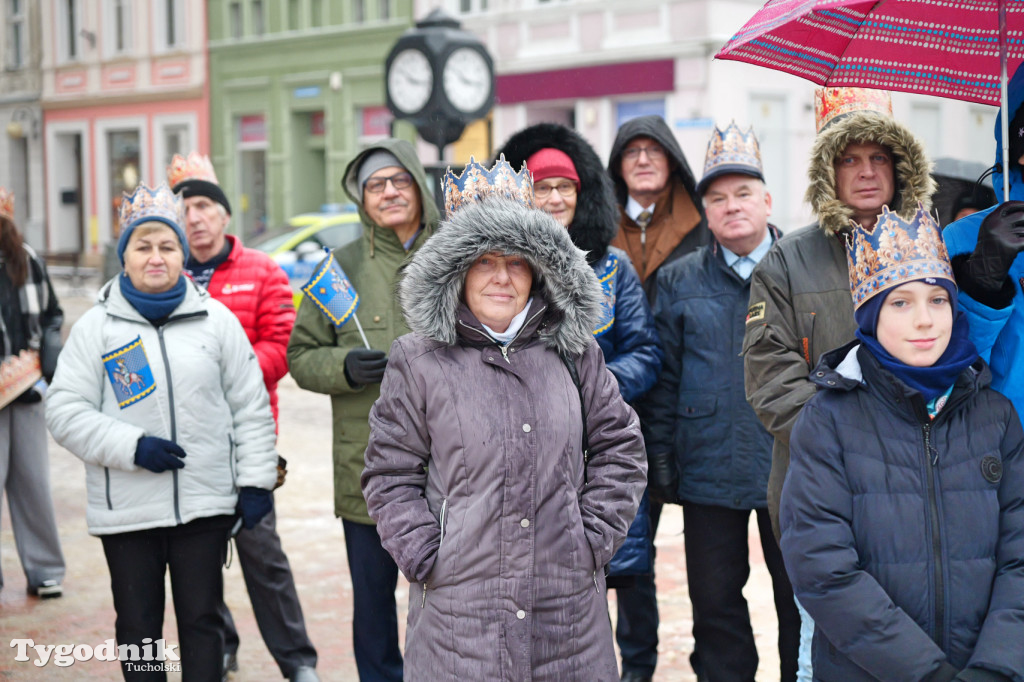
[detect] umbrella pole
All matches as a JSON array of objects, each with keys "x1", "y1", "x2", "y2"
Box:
[{"x1": 1000, "y1": 0, "x2": 1010, "y2": 200}]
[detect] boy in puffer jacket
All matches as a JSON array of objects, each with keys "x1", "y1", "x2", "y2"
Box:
[{"x1": 780, "y1": 204, "x2": 1024, "y2": 682}]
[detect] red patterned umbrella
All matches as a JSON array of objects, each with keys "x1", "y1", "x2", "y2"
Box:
[{"x1": 716, "y1": 0, "x2": 1024, "y2": 195}]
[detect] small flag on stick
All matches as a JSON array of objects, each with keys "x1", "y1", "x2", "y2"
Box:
[{"x1": 301, "y1": 249, "x2": 370, "y2": 349}]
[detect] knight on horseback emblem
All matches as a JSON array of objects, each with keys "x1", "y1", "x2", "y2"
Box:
[{"x1": 102, "y1": 336, "x2": 157, "y2": 408}]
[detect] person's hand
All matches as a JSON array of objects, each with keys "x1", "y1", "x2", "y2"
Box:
[
  {"x1": 344, "y1": 348, "x2": 388, "y2": 387},
  {"x1": 274, "y1": 456, "x2": 288, "y2": 490},
  {"x1": 237, "y1": 487, "x2": 274, "y2": 530},
  {"x1": 134, "y1": 437, "x2": 187, "y2": 473},
  {"x1": 647, "y1": 452, "x2": 680, "y2": 505},
  {"x1": 963, "y1": 200, "x2": 1024, "y2": 292}
]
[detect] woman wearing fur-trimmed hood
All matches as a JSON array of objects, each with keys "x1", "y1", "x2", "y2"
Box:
[{"x1": 361, "y1": 197, "x2": 647, "y2": 681}]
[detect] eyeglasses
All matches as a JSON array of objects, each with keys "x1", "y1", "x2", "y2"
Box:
[
  {"x1": 533, "y1": 181, "x2": 578, "y2": 199},
  {"x1": 365, "y1": 172, "x2": 414, "y2": 194},
  {"x1": 622, "y1": 144, "x2": 666, "y2": 162}
]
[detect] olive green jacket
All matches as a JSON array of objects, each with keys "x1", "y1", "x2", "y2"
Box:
[{"x1": 287, "y1": 138, "x2": 439, "y2": 523}]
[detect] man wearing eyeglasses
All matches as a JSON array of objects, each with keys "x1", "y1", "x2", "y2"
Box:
[
  {"x1": 606, "y1": 116, "x2": 710, "y2": 682},
  {"x1": 288, "y1": 139, "x2": 439, "y2": 682}
]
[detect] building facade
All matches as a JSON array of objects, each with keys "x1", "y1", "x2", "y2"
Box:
[
  {"x1": 208, "y1": 0, "x2": 415, "y2": 241},
  {"x1": 1, "y1": 0, "x2": 46, "y2": 250},
  {"x1": 40, "y1": 0, "x2": 209, "y2": 264},
  {"x1": 417, "y1": 0, "x2": 999, "y2": 231}
]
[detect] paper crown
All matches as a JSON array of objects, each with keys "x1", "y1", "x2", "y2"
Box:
[
  {"x1": 815, "y1": 87, "x2": 893, "y2": 133},
  {"x1": 167, "y1": 151, "x2": 219, "y2": 189},
  {"x1": 0, "y1": 187, "x2": 13, "y2": 222},
  {"x1": 697, "y1": 121, "x2": 764, "y2": 195},
  {"x1": 118, "y1": 182, "x2": 185, "y2": 233},
  {"x1": 845, "y1": 203, "x2": 953, "y2": 310},
  {"x1": 442, "y1": 155, "x2": 536, "y2": 218}
]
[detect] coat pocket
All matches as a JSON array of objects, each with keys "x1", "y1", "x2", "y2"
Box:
[{"x1": 676, "y1": 393, "x2": 717, "y2": 419}]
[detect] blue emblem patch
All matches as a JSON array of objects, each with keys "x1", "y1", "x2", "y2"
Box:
[
  {"x1": 301, "y1": 251, "x2": 360, "y2": 328},
  {"x1": 593, "y1": 252, "x2": 618, "y2": 337},
  {"x1": 102, "y1": 336, "x2": 157, "y2": 409}
]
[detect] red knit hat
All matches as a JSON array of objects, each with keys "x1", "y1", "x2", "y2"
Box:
[{"x1": 525, "y1": 148, "x2": 580, "y2": 187}]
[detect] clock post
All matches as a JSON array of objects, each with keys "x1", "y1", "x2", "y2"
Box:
[{"x1": 384, "y1": 9, "x2": 495, "y2": 161}]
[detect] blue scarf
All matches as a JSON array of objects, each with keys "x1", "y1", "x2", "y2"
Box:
[
  {"x1": 120, "y1": 274, "x2": 187, "y2": 322},
  {"x1": 856, "y1": 309, "x2": 978, "y2": 402}
]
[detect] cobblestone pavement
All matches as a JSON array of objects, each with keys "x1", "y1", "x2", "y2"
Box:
[{"x1": 0, "y1": 281, "x2": 784, "y2": 681}]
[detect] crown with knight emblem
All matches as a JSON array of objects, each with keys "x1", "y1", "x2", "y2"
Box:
[
  {"x1": 846, "y1": 203, "x2": 954, "y2": 310},
  {"x1": 442, "y1": 155, "x2": 536, "y2": 218},
  {"x1": 697, "y1": 121, "x2": 765, "y2": 195},
  {"x1": 118, "y1": 182, "x2": 185, "y2": 233},
  {"x1": 0, "y1": 186, "x2": 13, "y2": 222},
  {"x1": 167, "y1": 151, "x2": 219, "y2": 189},
  {"x1": 815, "y1": 87, "x2": 893, "y2": 133}
]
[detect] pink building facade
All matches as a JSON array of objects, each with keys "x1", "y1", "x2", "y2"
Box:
[{"x1": 41, "y1": 0, "x2": 208, "y2": 261}]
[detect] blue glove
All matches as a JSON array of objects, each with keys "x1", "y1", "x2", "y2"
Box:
[
  {"x1": 236, "y1": 487, "x2": 273, "y2": 530},
  {"x1": 134, "y1": 437, "x2": 187, "y2": 473}
]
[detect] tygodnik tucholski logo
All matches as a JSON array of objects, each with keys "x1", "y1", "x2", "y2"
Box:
[{"x1": 10, "y1": 638, "x2": 181, "y2": 671}]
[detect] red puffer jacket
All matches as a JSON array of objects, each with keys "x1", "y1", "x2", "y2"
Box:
[{"x1": 204, "y1": 235, "x2": 295, "y2": 425}]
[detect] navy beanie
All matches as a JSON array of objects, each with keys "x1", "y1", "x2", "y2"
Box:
[
  {"x1": 855, "y1": 277, "x2": 958, "y2": 337},
  {"x1": 117, "y1": 217, "x2": 189, "y2": 266}
]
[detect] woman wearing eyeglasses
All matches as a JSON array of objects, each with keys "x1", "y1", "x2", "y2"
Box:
[{"x1": 497, "y1": 124, "x2": 664, "y2": 681}]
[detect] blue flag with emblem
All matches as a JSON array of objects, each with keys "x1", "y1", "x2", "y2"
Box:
[
  {"x1": 102, "y1": 336, "x2": 157, "y2": 409},
  {"x1": 302, "y1": 250, "x2": 360, "y2": 328},
  {"x1": 593, "y1": 252, "x2": 618, "y2": 338}
]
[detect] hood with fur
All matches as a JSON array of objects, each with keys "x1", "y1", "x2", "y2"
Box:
[
  {"x1": 399, "y1": 198, "x2": 603, "y2": 356},
  {"x1": 496, "y1": 123, "x2": 619, "y2": 263},
  {"x1": 806, "y1": 111, "x2": 935, "y2": 234}
]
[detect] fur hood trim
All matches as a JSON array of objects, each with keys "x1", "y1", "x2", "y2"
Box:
[
  {"x1": 805, "y1": 112, "x2": 936, "y2": 234},
  {"x1": 399, "y1": 198, "x2": 603, "y2": 356},
  {"x1": 495, "y1": 123, "x2": 619, "y2": 263}
]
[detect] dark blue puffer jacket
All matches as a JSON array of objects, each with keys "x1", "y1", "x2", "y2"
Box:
[
  {"x1": 781, "y1": 342, "x2": 1024, "y2": 682},
  {"x1": 645, "y1": 234, "x2": 778, "y2": 509}
]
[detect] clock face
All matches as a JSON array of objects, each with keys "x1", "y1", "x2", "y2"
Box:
[
  {"x1": 388, "y1": 48, "x2": 433, "y2": 115},
  {"x1": 442, "y1": 47, "x2": 491, "y2": 115}
]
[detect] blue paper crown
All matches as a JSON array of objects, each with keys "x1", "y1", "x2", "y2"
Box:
[
  {"x1": 118, "y1": 182, "x2": 184, "y2": 233},
  {"x1": 845, "y1": 203, "x2": 954, "y2": 310},
  {"x1": 697, "y1": 121, "x2": 765, "y2": 194},
  {"x1": 442, "y1": 155, "x2": 536, "y2": 218}
]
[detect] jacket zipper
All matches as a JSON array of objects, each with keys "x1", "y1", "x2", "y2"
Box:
[
  {"x1": 157, "y1": 325, "x2": 183, "y2": 525},
  {"x1": 423, "y1": 498, "x2": 449, "y2": 608},
  {"x1": 457, "y1": 307, "x2": 546, "y2": 365},
  {"x1": 922, "y1": 423, "x2": 945, "y2": 648}
]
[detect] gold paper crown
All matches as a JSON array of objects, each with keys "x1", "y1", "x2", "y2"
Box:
[
  {"x1": 118, "y1": 182, "x2": 185, "y2": 233},
  {"x1": 442, "y1": 155, "x2": 536, "y2": 218},
  {"x1": 698, "y1": 121, "x2": 764, "y2": 194},
  {"x1": 845, "y1": 203, "x2": 953, "y2": 310},
  {"x1": 0, "y1": 187, "x2": 13, "y2": 222},
  {"x1": 815, "y1": 87, "x2": 893, "y2": 133},
  {"x1": 167, "y1": 151, "x2": 219, "y2": 189}
]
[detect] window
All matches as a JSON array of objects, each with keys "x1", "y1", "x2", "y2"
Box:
[
  {"x1": 154, "y1": 0, "x2": 186, "y2": 51},
  {"x1": 458, "y1": 0, "x2": 487, "y2": 12},
  {"x1": 379, "y1": 0, "x2": 390, "y2": 19},
  {"x1": 103, "y1": 0, "x2": 132, "y2": 57},
  {"x1": 353, "y1": 0, "x2": 364, "y2": 23},
  {"x1": 230, "y1": 1, "x2": 242, "y2": 38},
  {"x1": 58, "y1": 0, "x2": 81, "y2": 61},
  {"x1": 252, "y1": 0, "x2": 264, "y2": 35},
  {"x1": 311, "y1": 0, "x2": 322, "y2": 27},
  {"x1": 6, "y1": 0, "x2": 26, "y2": 69},
  {"x1": 162, "y1": 124, "x2": 189, "y2": 167},
  {"x1": 288, "y1": 0, "x2": 300, "y2": 30}
]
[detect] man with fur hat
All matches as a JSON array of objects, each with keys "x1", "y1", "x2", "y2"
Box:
[
  {"x1": 288, "y1": 139, "x2": 439, "y2": 682},
  {"x1": 168, "y1": 152, "x2": 319, "y2": 682},
  {"x1": 605, "y1": 113, "x2": 710, "y2": 682},
  {"x1": 497, "y1": 123, "x2": 663, "y2": 682},
  {"x1": 646, "y1": 123, "x2": 800, "y2": 682},
  {"x1": 741, "y1": 87, "x2": 935, "y2": 679}
]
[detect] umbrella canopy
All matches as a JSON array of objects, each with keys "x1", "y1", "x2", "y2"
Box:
[{"x1": 716, "y1": 0, "x2": 1024, "y2": 195}]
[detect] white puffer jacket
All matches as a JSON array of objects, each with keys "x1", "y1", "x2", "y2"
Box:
[{"x1": 46, "y1": 277, "x2": 278, "y2": 535}]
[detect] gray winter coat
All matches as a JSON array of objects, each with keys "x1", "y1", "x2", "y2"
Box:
[{"x1": 361, "y1": 199, "x2": 647, "y2": 682}]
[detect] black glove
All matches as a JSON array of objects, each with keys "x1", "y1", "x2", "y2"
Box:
[
  {"x1": 237, "y1": 487, "x2": 274, "y2": 530},
  {"x1": 647, "y1": 451, "x2": 680, "y2": 505},
  {"x1": 344, "y1": 348, "x2": 388, "y2": 387},
  {"x1": 134, "y1": 437, "x2": 187, "y2": 473},
  {"x1": 962, "y1": 200, "x2": 1024, "y2": 293}
]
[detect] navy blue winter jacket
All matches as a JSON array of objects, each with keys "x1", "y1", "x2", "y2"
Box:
[
  {"x1": 781, "y1": 342, "x2": 1024, "y2": 682},
  {"x1": 645, "y1": 234, "x2": 778, "y2": 509}
]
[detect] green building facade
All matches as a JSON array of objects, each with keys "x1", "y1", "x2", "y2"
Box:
[{"x1": 208, "y1": 1, "x2": 415, "y2": 240}]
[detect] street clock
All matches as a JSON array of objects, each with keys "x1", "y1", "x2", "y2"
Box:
[{"x1": 384, "y1": 9, "x2": 495, "y2": 155}]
